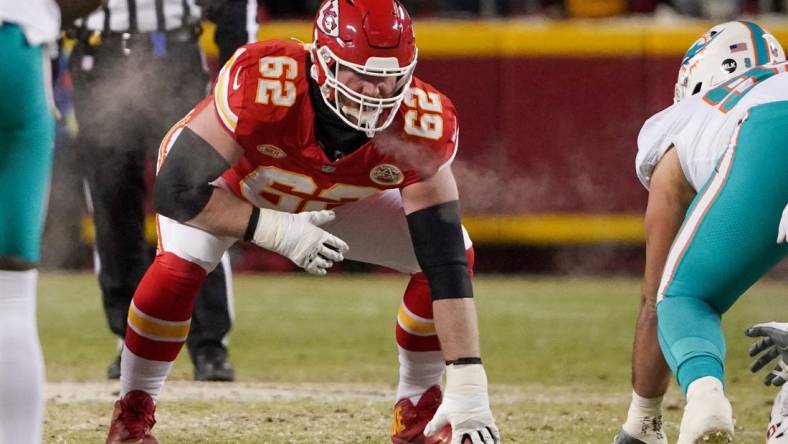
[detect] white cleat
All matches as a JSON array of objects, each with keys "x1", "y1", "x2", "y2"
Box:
[
  {"x1": 767, "y1": 416, "x2": 788, "y2": 444},
  {"x1": 767, "y1": 390, "x2": 788, "y2": 443},
  {"x1": 677, "y1": 377, "x2": 734, "y2": 444}
]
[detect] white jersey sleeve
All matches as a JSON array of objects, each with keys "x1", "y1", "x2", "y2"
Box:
[
  {"x1": 635, "y1": 104, "x2": 684, "y2": 190},
  {"x1": 635, "y1": 97, "x2": 723, "y2": 191},
  {"x1": 635, "y1": 65, "x2": 788, "y2": 192},
  {"x1": 0, "y1": 0, "x2": 60, "y2": 45}
]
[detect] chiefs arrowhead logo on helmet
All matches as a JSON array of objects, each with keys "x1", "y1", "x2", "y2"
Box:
[{"x1": 317, "y1": 0, "x2": 339, "y2": 37}]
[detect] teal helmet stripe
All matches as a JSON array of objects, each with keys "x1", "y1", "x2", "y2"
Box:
[
  {"x1": 682, "y1": 30, "x2": 724, "y2": 65},
  {"x1": 741, "y1": 21, "x2": 770, "y2": 65},
  {"x1": 682, "y1": 40, "x2": 706, "y2": 65}
]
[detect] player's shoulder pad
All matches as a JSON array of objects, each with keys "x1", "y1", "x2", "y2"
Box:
[
  {"x1": 213, "y1": 40, "x2": 311, "y2": 136},
  {"x1": 635, "y1": 98, "x2": 696, "y2": 189},
  {"x1": 394, "y1": 77, "x2": 459, "y2": 176},
  {"x1": 403, "y1": 77, "x2": 459, "y2": 128}
]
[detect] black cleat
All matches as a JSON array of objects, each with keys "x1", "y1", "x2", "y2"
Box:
[
  {"x1": 613, "y1": 429, "x2": 649, "y2": 444},
  {"x1": 193, "y1": 347, "x2": 235, "y2": 382},
  {"x1": 107, "y1": 354, "x2": 121, "y2": 380}
]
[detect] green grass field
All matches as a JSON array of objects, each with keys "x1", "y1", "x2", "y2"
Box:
[{"x1": 38, "y1": 272, "x2": 787, "y2": 443}]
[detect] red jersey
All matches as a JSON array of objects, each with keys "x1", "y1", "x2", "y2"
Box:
[{"x1": 205, "y1": 39, "x2": 459, "y2": 213}]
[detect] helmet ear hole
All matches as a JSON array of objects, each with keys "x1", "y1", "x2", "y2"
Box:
[{"x1": 692, "y1": 82, "x2": 703, "y2": 96}]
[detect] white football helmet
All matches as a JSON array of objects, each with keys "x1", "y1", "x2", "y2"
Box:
[{"x1": 674, "y1": 20, "x2": 785, "y2": 102}]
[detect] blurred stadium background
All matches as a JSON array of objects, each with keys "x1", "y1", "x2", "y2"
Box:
[{"x1": 42, "y1": 0, "x2": 788, "y2": 277}]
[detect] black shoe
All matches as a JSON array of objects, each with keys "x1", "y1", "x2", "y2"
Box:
[
  {"x1": 193, "y1": 347, "x2": 235, "y2": 382},
  {"x1": 612, "y1": 429, "x2": 650, "y2": 444},
  {"x1": 107, "y1": 354, "x2": 121, "y2": 380}
]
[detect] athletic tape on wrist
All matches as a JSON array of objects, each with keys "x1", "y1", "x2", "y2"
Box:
[{"x1": 244, "y1": 207, "x2": 260, "y2": 241}]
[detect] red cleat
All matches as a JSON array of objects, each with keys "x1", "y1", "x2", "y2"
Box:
[
  {"x1": 105, "y1": 390, "x2": 159, "y2": 444},
  {"x1": 391, "y1": 385, "x2": 452, "y2": 444}
]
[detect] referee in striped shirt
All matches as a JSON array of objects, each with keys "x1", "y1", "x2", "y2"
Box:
[{"x1": 70, "y1": 0, "x2": 255, "y2": 382}]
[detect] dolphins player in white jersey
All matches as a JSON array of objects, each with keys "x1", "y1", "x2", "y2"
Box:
[{"x1": 613, "y1": 21, "x2": 788, "y2": 444}]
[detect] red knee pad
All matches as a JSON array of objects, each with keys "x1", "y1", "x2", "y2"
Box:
[
  {"x1": 396, "y1": 247, "x2": 475, "y2": 352},
  {"x1": 125, "y1": 253, "x2": 207, "y2": 361}
]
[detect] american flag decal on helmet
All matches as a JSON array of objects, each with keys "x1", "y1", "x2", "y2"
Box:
[{"x1": 730, "y1": 42, "x2": 748, "y2": 53}]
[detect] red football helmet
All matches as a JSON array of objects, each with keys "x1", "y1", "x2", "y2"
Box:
[{"x1": 310, "y1": 0, "x2": 418, "y2": 137}]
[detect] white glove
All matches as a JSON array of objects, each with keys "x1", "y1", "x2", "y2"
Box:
[
  {"x1": 778, "y1": 204, "x2": 788, "y2": 244},
  {"x1": 424, "y1": 364, "x2": 500, "y2": 444},
  {"x1": 252, "y1": 209, "x2": 348, "y2": 275}
]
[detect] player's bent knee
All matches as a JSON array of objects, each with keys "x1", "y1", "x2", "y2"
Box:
[
  {"x1": 156, "y1": 215, "x2": 234, "y2": 272},
  {"x1": 154, "y1": 252, "x2": 207, "y2": 274},
  {"x1": 131, "y1": 253, "x2": 207, "y2": 322},
  {"x1": 407, "y1": 202, "x2": 474, "y2": 300},
  {"x1": 403, "y1": 247, "x2": 475, "y2": 314},
  {"x1": 126, "y1": 252, "x2": 208, "y2": 360},
  {"x1": 162, "y1": 248, "x2": 222, "y2": 273},
  {"x1": 660, "y1": 287, "x2": 729, "y2": 315}
]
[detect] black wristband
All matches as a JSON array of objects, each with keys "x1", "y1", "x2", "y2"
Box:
[
  {"x1": 446, "y1": 357, "x2": 482, "y2": 366},
  {"x1": 243, "y1": 207, "x2": 260, "y2": 241}
]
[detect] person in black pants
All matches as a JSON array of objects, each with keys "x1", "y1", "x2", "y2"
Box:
[{"x1": 70, "y1": 0, "x2": 250, "y2": 382}]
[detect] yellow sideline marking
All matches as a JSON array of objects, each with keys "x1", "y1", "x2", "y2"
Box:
[
  {"x1": 195, "y1": 20, "x2": 788, "y2": 57},
  {"x1": 81, "y1": 213, "x2": 644, "y2": 246},
  {"x1": 461, "y1": 213, "x2": 644, "y2": 245}
]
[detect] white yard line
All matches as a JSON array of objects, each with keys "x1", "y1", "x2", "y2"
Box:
[{"x1": 46, "y1": 381, "x2": 645, "y2": 405}]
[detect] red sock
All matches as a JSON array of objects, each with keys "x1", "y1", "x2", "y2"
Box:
[
  {"x1": 395, "y1": 248, "x2": 475, "y2": 352},
  {"x1": 124, "y1": 253, "x2": 207, "y2": 362}
]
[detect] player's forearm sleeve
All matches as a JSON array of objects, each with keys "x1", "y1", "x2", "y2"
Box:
[
  {"x1": 406, "y1": 201, "x2": 473, "y2": 300},
  {"x1": 153, "y1": 127, "x2": 230, "y2": 223}
]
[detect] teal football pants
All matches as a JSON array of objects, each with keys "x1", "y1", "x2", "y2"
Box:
[
  {"x1": 0, "y1": 24, "x2": 55, "y2": 263},
  {"x1": 657, "y1": 101, "x2": 788, "y2": 395}
]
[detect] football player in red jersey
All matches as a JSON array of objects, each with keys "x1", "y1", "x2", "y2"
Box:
[{"x1": 105, "y1": 1, "x2": 500, "y2": 443}]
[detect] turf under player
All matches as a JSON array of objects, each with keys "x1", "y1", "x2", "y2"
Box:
[
  {"x1": 104, "y1": 1, "x2": 499, "y2": 443},
  {"x1": 613, "y1": 21, "x2": 788, "y2": 444},
  {"x1": 0, "y1": 0, "x2": 99, "y2": 442}
]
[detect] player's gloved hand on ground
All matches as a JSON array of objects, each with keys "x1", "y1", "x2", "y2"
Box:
[
  {"x1": 251, "y1": 209, "x2": 349, "y2": 275},
  {"x1": 746, "y1": 322, "x2": 788, "y2": 386},
  {"x1": 424, "y1": 363, "x2": 500, "y2": 444},
  {"x1": 778, "y1": 204, "x2": 788, "y2": 244}
]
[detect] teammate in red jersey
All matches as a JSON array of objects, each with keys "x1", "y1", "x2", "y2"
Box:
[{"x1": 105, "y1": 1, "x2": 500, "y2": 443}]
